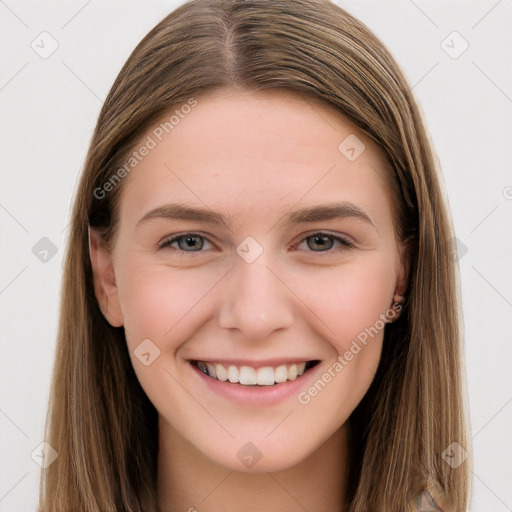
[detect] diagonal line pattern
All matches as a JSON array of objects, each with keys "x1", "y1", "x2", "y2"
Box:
[
  {"x1": 0, "y1": 472, "x2": 29, "y2": 503},
  {"x1": 0, "y1": 62, "x2": 29, "y2": 92},
  {"x1": 471, "y1": 0, "x2": 503, "y2": 30},
  {"x1": 471, "y1": 266, "x2": 512, "y2": 308},
  {"x1": 60, "y1": 221, "x2": 70, "y2": 234},
  {"x1": 266, "y1": 266, "x2": 337, "y2": 335},
  {"x1": 61, "y1": 0, "x2": 92, "y2": 29},
  {"x1": 162, "y1": 367, "x2": 234, "y2": 438},
  {"x1": 472, "y1": 396, "x2": 512, "y2": 439},
  {"x1": 472, "y1": 61, "x2": 512, "y2": 104},
  {"x1": 473, "y1": 471, "x2": 512, "y2": 511},
  {"x1": 165, "y1": 164, "x2": 235, "y2": 235},
  {"x1": 265, "y1": 409, "x2": 294, "y2": 438},
  {"x1": 0, "y1": 0, "x2": 29, "y2": 28},
  {"x1": 0, "y1": 203, "x2": 29, "y2": 233},
  {"x1": 163, "y1": 267, "x2": 234, "y2": 336},
  {"x1": 265, "y1": 472, "x2": 310, "y2": 512},
  {"x1": 470, "y1": 204, "x2": 499, "y2": 233},
  {"x1": 198, "y1": 470, "x2": 233, "y2": 505},
  {"x1": 265, "y1": 164, "x2": 337, "y2": 234},
  {"x1": 407, "y1": 0, "x2": 439, "y2": 29},
  {"x1": 0, "y1": 266, "x2": 28, "y2": 295},
  {"x1": 3, "y1": 3, "x2": 509, "y2": 509},
  {"x1": 412, "y1": 62, "x2": 439, "y2": 90},
  {"x1": 0, "y1": 408, "x2": 29, "y2": 438},
  {"x1": 61, "y1": 61, "x2": 103, "y2": 102},
  {"x1": 298, "y1": 91, "x2": 337, "y2": 131}
]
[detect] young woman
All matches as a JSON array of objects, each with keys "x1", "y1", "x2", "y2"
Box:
[{"x1": 38, "y1": 0, "x2": 472, "y2": 510}]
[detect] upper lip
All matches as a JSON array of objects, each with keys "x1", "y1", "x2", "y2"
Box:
[{"x1": 189, "y1": 358, "x2": 318, "y2": 369}]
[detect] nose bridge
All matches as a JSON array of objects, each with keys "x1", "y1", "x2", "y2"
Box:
[{"x1": 217, "y1": 245, "x2": 294, "y2": 340}]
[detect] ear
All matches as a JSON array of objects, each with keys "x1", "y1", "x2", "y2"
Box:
[
  {"x1": 394, "y1": 237, "x2": 411, "y2": 297},
  {"x1": 88, "y1": 226, "x2": 124, "y2": 327},
  {"x1": 389, "y1": 237, "x2": 412, "y2": 321}
]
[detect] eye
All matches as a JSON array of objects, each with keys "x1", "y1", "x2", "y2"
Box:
[
  {"x1": 295, "y1": 232, "x2": 354, "y2": 253},
  {"x1": 157, "y1": 233, "x2": 214, "y2": 253},
  {"x1": 157, "y1": 231, "x2": 354, "y2": 256}
]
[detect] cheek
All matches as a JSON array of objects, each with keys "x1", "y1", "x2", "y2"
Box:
[
  {"x1": 294, "y1": 258, "x2": 395, "y2": 421},
  {"x1": 293, "y1": 253, "x2": 396, "y2": 354},
  {"x1": 115, "y1": 260, "x2": 221, "y2": 348}
]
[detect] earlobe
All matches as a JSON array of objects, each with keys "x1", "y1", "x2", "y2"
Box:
[{"x1": 88, "y1": 226, "x2": 124, "y2": 327}]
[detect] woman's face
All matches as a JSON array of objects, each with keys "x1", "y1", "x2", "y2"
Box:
[{"x1": 91, "y1": 87, "x2": 407, "y2": 472}]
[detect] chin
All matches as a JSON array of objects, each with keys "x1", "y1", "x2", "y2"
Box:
[{"x1": 196, "y1": 434, "x2": 317, "y2": 474}]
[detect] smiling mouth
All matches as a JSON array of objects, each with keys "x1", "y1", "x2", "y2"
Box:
[{"x1": 190, "y1": 360, "x2": 320, "y2": 386}]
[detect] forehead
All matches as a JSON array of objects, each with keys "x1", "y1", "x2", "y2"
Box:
[{"x1": 118, "y1": 87, "x2": 393, "y2": 231}]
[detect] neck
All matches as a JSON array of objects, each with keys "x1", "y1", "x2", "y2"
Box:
[{"x1": 156, "y1": 418, "x2": 350, "y2": 512}]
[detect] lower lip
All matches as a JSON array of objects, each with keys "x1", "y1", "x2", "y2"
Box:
[{"x1": 190, "y1": 362, "x2": 322, "y2": 406}]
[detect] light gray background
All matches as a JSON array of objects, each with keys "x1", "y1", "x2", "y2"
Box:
[{"x1": 1, "y1": 1, "x2": 511, "y2": 510}]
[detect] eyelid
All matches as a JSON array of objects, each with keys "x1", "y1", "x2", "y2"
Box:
[
  {"x1": 292, "y1": 231, "x2": 355, "y2": 251},
  {"x1": 157, "y1": 230, "x2": 355, "y2": 254},
  {"x1": 157, "y1": 232, "x2": 215, "y2": 251}
]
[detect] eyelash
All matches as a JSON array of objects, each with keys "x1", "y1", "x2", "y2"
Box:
[{"x1": 157, "y1": 231, "x2": 354, "y2": 256}]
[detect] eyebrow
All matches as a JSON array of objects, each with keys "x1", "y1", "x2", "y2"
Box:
[{"x1": 136, "y1": 201, "x2": 376, "y2": 230}]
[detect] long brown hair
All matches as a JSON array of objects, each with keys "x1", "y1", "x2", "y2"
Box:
[{"x1": 38, "y1": 0, "x2": 472, "y2": 510}]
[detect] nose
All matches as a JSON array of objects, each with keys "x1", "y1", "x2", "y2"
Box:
[{"x1": 217, "y1": 249, "x2": 294, "y2": 341}]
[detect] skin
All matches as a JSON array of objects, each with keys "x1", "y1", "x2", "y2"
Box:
[{"x1": 89, "y1": 87, "x2": 408, "y2": 512}]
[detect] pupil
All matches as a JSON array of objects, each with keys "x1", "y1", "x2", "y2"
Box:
[
  {"x1": 309, "y1": 235, "x2": 332, "y2": 251},
  {"x1": 182, "y1": 236, "x2": 202, "y2": 250}
]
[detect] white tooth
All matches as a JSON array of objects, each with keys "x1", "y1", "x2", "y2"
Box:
[
  {"x1": 215, "y1": 364, "x2": 228, "y2": 381},
  {"x1": 287, "y1": 363, "x2": 298, "y2": 381},
  {"x1": 274, "y1": 365, "x2": 288, "y2": 383},
  {"x1": 239, "y1": 366, "x2": 258, "y2": 385},
  {"x1": 213, "y1": 362, "x2": 307, "y2": 384},
  {"x1": 206, "y1": 363, "x2": 216, "y2": 378},
  {"x1": 256, "y1": 366, "x2": 275, "y2": 386},
  {"x1": 228, "y1": 365, "x2": 239, "y2": 383}
]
